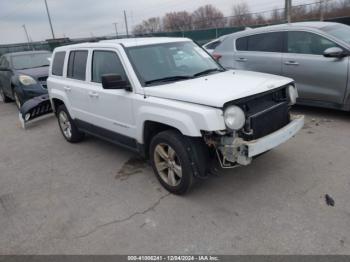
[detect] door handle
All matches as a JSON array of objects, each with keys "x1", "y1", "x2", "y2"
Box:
[
  {"x1": 236, "y1": 58, "x2": 248, "y2": 62},
  {"x1": 88, "y1": 91, "x2": 99, "y2": 98},
  {"x1": 284, "y1": 61, "x2": 299, "y2": 66},
  {"x1": 63, "y1": 86, "x2": 71, "y2": 92}
]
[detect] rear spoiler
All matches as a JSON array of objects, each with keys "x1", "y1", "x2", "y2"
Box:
[{"x1": 19, "y1": 95, "x2": 53, "y2": 128}]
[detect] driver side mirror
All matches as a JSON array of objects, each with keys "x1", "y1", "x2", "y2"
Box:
[
  {"x1": 101, "y1": 74, "x2": 132, "y2": 91},
  {"x1": 323, "y1": 47, "x2": 348, "y2": 58}
]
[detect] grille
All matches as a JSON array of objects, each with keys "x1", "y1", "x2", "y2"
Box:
[
  {"x1": 38, "y1": 76, "x2": 48, "y2": 89},
  {"x1": 247, "y1": 102, "x2": 290, "y2": 140},
  {"x1": 234, "y1": 87, "x2": 290, "y2": 141},
  {"x1": 38, "y1": 76, "x2": 48, "y2": 82}
]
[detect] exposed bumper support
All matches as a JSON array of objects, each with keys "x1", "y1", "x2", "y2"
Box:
[{"x1": 245, "y1": 115, "x2": 304, "y2": 157}]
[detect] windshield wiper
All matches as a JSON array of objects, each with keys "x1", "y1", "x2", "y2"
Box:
[
  {"x1": 32, "y1": 64, "x2": 50, "y2": 68},
  {"x1": 145, "y1": 75, "x2": 192, "y2": 85},
  {"x1": 193, "y1": 68, "x2": 223, "y2": 78}
]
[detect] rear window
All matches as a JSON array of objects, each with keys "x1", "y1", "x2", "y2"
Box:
[
  {"x1": 52, "y1": 51, "x2": 66, "y2": 76},
  {"x1": 236, "y1": 32, "x2": 283, "y2": 53},
  {"x1": 67, "y1": 50, "x2": 88, "y2": 81},
  {"x1": 205, "y1": 40, "x2": 221, "y2": 50}
]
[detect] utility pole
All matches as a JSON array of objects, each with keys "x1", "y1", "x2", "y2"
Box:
[
  {"x1": 113, "y1": 22, "x2": 118, "y2": 38},
  {"x1": 22, "y1": 24, "x2": 32, "y2": 50},
  {"x1": 124, "y1": 10, "x2": 129, "y2": 37},
  {"x1": 44, "y1": 0, "x2": 55, "y2": 39},
  {"x1": 285, "y1": 0, "x2": 292, "y2": 23},
  {"x1": 320, "y1": 0, "x2": 326, "y2": 21}
]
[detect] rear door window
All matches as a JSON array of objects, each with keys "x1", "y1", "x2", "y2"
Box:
[
  {"x1": 247, "y1": 32, "x2": 284, "y2": 53},
  {"x1": 236, "y1": 37, "x2": 248, "y2": 51},
  {"x1": 52, "y1": 51, "x2": 66, "y2": 76},
  {"x1": 67, "y1": 50, "x2": 88, "y2": 80}
]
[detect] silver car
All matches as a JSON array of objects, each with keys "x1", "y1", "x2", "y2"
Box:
[{"x1": 213, "y1": 22, "x2": 350, "y2": 111}]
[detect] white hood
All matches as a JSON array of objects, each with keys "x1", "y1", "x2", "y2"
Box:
[{"x1": 144, "y1": 70, "x2": 293, "y2": 107}]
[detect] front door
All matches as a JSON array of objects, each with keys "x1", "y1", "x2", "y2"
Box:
[
  {"x1": 85, "y1": 49, "x2": 136, "y2": 140},
  {"x1": 282, "y1": 31, "x2": 349, "y2": 106}
]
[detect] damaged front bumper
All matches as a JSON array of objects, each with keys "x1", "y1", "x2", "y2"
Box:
[{"x1": 216, "y1": 115, "x2": 304, "y2": 168}]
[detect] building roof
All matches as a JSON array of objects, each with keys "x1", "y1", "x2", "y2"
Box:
[{"x1": 5, "y1": 50, "x2": 51, "y2": 57}]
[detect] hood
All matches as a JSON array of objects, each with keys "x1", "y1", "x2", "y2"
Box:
[
  {"x1": 16, "y1": 66, "x2": 49, "y2": 79},
  {"x1": 144, "y1": 70, "x2": 293, "y2": 108}
]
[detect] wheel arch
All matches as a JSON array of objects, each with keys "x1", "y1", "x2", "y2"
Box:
[{"x1": 142, "y1": 120, "x2": 182, "y2": 159}]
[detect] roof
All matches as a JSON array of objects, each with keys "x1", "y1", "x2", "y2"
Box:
[
  {"x1": 54, "y1": 37, "x2": 191, "y2": 51},
  {"x1": 101, "y1": 37, "x2": 191, "y2": 47},
  {"x1": 225, "y1": 21, "x2": 341, "y2": 38},
  {"x1": 5, "y1": 50, "x2": 51, "y2": 57}
]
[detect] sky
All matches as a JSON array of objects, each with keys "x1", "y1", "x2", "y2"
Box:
[{"x1": 0, "y1": 0, "x2": 313, "y2": 44}]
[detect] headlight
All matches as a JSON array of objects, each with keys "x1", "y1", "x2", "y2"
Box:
[
  {"x1": 19, "y1": 75, "x2": 37, "y2": 86},
  {"x1": 224, "y1": 106, "x2": 245, "y2": 130},
  {"x1": 288, "y1": 85, "x2": 298, "y2": 105}
]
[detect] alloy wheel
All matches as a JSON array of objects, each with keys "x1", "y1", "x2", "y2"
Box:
[
  {"x1": 58, "y1": 111, "x2": 72, "y2": 139},
  {"x1": 154, "y1": 143, "x2": 182, "y2": 187}
]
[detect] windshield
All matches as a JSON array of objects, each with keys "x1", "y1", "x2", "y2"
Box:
[
  {"x1": 11, "y1": 52, "x2": 52, "y2": 70},
  {"x1": 126, "y1": 41, "x2": 222, "y2": 86},
  {"x1": 322, "y1": 24, "x2": 350, "y2": 44}
]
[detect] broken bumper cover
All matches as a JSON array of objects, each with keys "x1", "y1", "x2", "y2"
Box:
[
  {"x1": 217, "y1": 115, "x2": 304, "y2": 167},
  {"x1": 245, "y1": 115, "x2": 304, "y2": 157},
  {"x1": 20, "y1": 94, "x2": 53, "y2": 122}
]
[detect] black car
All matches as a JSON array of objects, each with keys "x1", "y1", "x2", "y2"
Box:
[{"x1": 0, "y1": 51, "x2": 51, "y2": 108}]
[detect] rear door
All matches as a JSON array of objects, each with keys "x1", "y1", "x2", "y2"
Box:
[
  {"x1": 233, "y1": 32, "x2": 284, "y2": 75},
  {"x1": 282, "y1": 31, "x2": 348, "y2": 105},
  {"x1": 64, "y1": 50, "x2": 91, "y2": 122}
]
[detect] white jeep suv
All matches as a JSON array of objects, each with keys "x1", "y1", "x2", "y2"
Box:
[{"x1": 48, "y1": 37, "x2": 304, "y2": 195}]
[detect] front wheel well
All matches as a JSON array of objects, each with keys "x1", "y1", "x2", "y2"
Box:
[{"x1": 143, "y1": 121, "x2": 182, "y2": 159}]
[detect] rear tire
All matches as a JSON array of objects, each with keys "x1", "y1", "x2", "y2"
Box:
[
  {"x1": 0, "y1": 87, "x2": 11, "y2": 103},
  {"x1": 57, "y1": 105, "x2": 85, "y2": 143},
  {"x1": 150, "y1": 130, "x2": 207, "y2": 195}
]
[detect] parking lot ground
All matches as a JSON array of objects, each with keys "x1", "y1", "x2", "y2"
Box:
[{"x1": 0, "y1": 101, "x2": 350, "y2": 255}]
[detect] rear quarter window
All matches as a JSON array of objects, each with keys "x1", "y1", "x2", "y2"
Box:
[
  {"x1": 205, "y1": 40, "x2": 222, "y2": 50},
  {"x1": 52, "y1": 51, "x2": 66, "y2": 76}
]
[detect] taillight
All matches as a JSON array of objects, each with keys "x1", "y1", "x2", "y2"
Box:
[{"x1": 212, "y1": 52, "x2": 222, "y2": 61}]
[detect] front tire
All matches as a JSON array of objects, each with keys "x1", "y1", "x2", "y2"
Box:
[
  {"x1": 13, "y1": 90, "x2": 23, "y2": 109},
  {"x1": 0, "y1": 87, "x2": 11, "y2": 103},
  {"x1": 57, "y1": 105, "x2": 85, "y2": 143},
  {"x1": 150, "y1": 130, "x2": 206, "y2": 195}
]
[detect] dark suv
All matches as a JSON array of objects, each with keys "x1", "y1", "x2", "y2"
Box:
[{"x1": 0, "y1": 51, "x2": 51, "y2": 108}]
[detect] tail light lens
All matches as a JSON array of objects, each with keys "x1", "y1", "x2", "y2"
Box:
[{"x1": 212, "y1": 53, "x2": 222, "y2": 61}]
